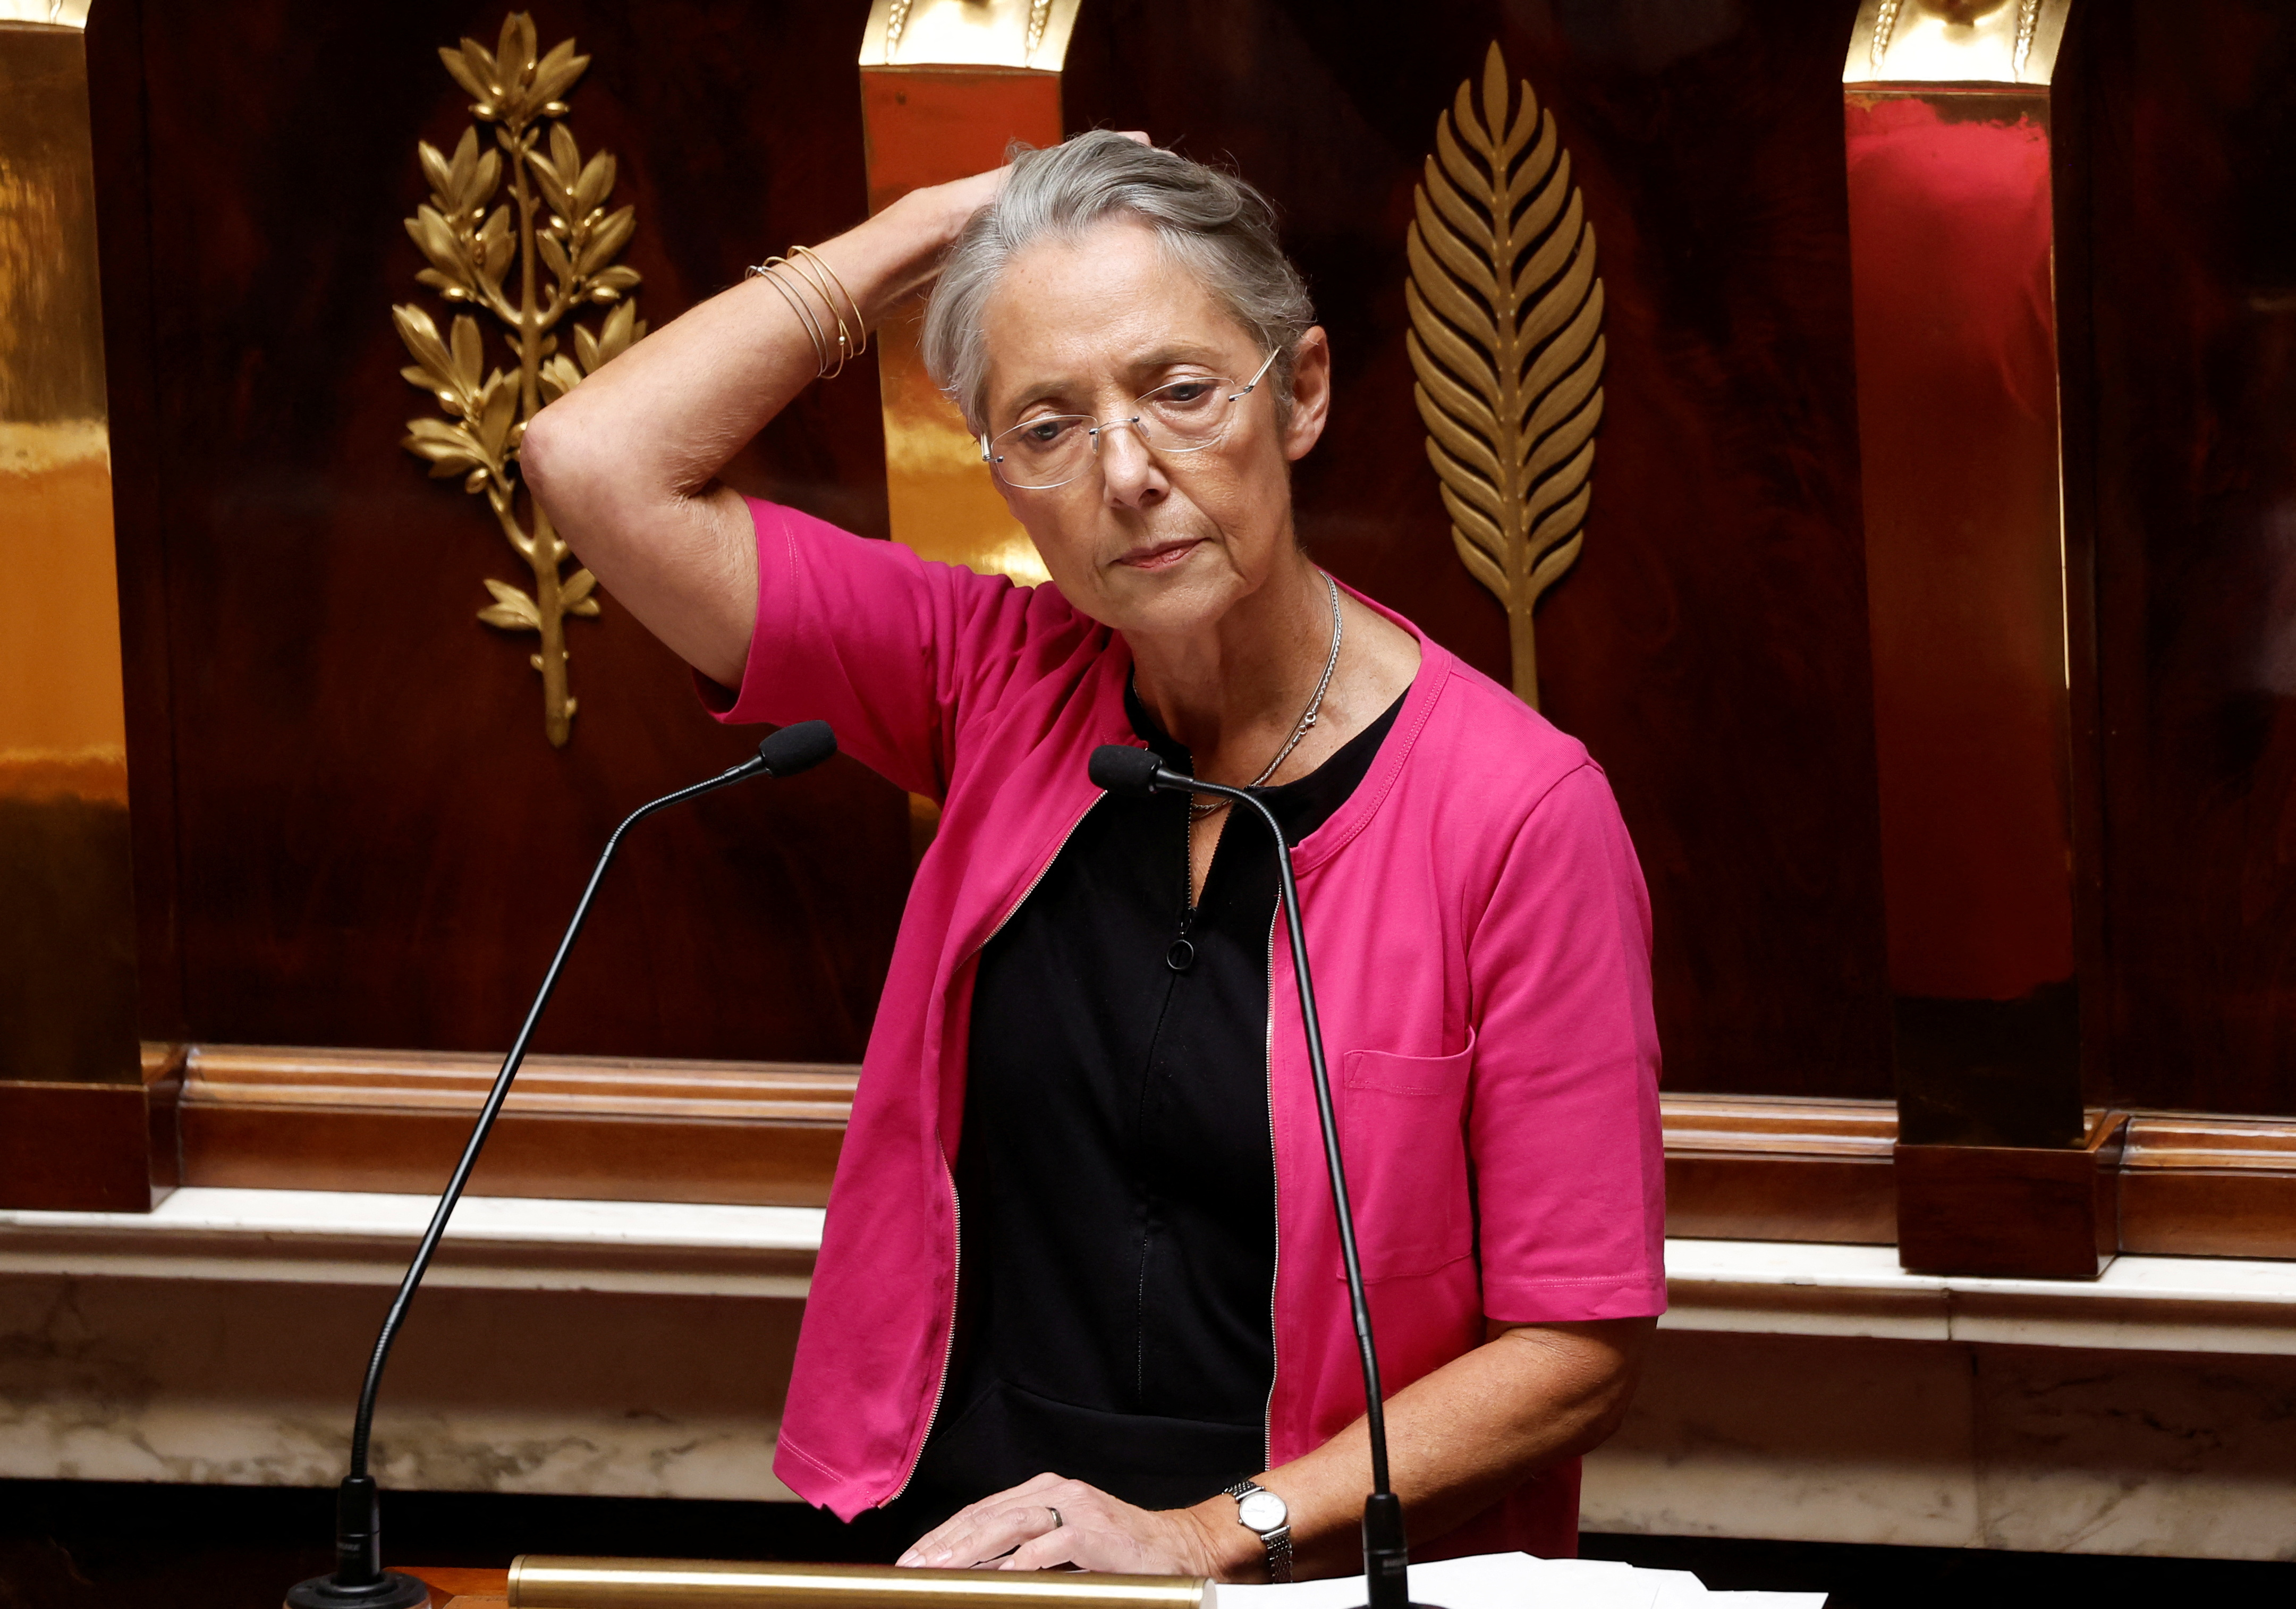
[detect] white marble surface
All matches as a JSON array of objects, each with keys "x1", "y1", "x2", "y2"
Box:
[
  {"x1": 9, "y1": 1202, "x2": 2293, "y2": 1353},
  {"x1": 1583, "y1": 1330, "x2": 1982, "y2": 1549},
  {"x1": 0, "y1": 1271, "x2": 802, "y2": 1500},
  {"x1": 1972, "y1": 1344, "x2": 2296, "y2": 1558},
  {"x1": 1581, "y1": 1327, "x2": 2296, "y2": 1562},
  {"x1": 1660, "y1": 1239, "x2": 2296, "y2": 1355},
  {"x1": 0, "y1": 1189, "x2": 825, "y2": 1297},
  {"x1": 0, "y1": 1187, "x2": 825, "y2": 1249},
  {"x1": 4, "y1": 1204, "x2": 2293, "y2": 1558}
]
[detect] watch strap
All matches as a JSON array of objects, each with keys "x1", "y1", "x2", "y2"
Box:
[{"x1": 1223, "y1": 1480, "x2": 1293, "y2": 1584}]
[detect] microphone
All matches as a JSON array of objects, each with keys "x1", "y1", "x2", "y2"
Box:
[
  {"x1": 1089, "y1": 745, "x2": 1433, "y2": 1609},
  {"x1": 286, "y1": 722, "x2": 837, "y2": 1609}
]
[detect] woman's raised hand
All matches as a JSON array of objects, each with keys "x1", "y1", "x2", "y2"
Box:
[
  {"x1": 910, "y1": 131, "x2": 1151, "y2": 272},
  {"x1": 895, "y1": 1471, "x2": 1243, "y2": 1578}
]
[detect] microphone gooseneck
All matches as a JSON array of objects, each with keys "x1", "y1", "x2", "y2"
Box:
[
  {"x1": 1087, "y1": 743, "x2": 1429, "y2": 1609},
  {"x1": 286, "y1": 724, "x2": 837, "y2": 1609}
]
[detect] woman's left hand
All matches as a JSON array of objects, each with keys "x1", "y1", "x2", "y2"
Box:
[{"x1": 895, "y1": 1473, "x2": 1237, "y2": 1576}]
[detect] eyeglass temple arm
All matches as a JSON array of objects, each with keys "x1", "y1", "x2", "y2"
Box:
[{"x1": 1233, "y1": 348, "x2": 1281, "y2": 396}]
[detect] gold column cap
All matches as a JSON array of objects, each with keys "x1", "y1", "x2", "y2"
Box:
[
  {"x1": 1844, "y1": 0, "x2": 2072, "y2": 88},
  {"x1": 0, "y1": 2, "x2": 92, "y2": 29},
  {"x1": 860, "y1": 0, "x2": 1083, "y2": 72}
]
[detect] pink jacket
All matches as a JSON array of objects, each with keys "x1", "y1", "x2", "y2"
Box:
[{"x1": 712, "y1": 502, "x2": 1666, "y2": 1561}]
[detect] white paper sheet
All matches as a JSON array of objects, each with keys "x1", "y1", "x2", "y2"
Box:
[{"x1": 1211, "y1": 1552, "x2": 1825, "y2": 1609}]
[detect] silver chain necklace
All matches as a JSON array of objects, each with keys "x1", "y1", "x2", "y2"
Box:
[{"x1": 1186, "y1": 569, "x2": 1344, "y2": 821}]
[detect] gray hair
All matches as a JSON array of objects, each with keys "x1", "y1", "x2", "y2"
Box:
[{"x1": 920, "y1": 131, "x2": 1316, "y2": 438}]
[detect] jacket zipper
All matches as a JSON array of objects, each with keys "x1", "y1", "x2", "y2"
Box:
[
  {"x1": 883, "y1": 792, "x2": 1104, "y2": 1506},
  {"x1": 1260, "y1": 907, "x2": 1281, "y2": 1473}
]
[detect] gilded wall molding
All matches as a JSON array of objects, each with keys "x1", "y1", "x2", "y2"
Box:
[
  {"x1": 1848, "y1": 0, "x2": 2070, "y2": 87},
  {"x1": 862, "y1": 0, "x2": 1081, "y2": 71},
  {"x1": 392, "y1": 12, "x2": 645, "y2": 749},
  {"x1": 1407, "y1": 43, "x2": 1605, "y2": 712}
]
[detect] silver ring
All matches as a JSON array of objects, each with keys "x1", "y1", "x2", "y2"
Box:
[{"x1": 1048, "y1": 1506, "x2": 1064, "y2": 1530}]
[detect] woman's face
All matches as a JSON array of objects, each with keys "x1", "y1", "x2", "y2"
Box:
[{"x1": 976, "y1": 218, "x2": 1329, "y2": 640}]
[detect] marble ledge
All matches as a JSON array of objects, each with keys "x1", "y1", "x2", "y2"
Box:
[
  {"x1": 1662, "y1": 1238, "x2": 2296, "y2": 1356},
  {"x1": 5, "y1": 1193, "x2": 2294, "y2": 1353},
  {"x1": 0, "y1": 1189, "x2": 824, "y2": 1298}
]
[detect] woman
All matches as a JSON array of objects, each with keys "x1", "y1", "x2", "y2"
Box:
[{"x1": 520, "y1": 132, "x2": 1663, "y2": 1581}]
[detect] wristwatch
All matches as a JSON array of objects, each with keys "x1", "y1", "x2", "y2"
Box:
[{"x1": 1224, "y1": 1480, "x2": 1293, "y2": 1583}]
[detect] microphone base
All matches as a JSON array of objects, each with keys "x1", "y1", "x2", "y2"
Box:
[{"x1": 283, "y1": 1569, "x2": 432, "y2": 1608}]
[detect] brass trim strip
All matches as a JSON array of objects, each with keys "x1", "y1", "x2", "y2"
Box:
[{"x1": 509, "y1": 1559, "x2": 1211, "y2": 1609}]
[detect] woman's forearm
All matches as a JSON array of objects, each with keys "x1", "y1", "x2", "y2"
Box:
[
  {"x1": 1185, "y1": 1317, "x2": 1653, "y2": 1579},
  {"x1": 516, "y1": 177, "x2": 991, "y2": 684},
  {"x1": 529, "y1": 183, "x2": 974, "y2": 504}
]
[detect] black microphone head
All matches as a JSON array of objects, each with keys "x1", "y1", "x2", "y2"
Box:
[
  {"x1": 1089, "y1": 744, "x2": 1163, "y2": 798},
  {"x1": 757, "y1": 721, "x2": 837, "y2": 778}
]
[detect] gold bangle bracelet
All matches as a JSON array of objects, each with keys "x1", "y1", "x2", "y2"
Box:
[
  {"x1": 759, "y1": 256, "x2": 849, "y2": 379},
  {"x1": 746, "y1": 261, "x2": 834, "y2": 377},
  {"x1": 791, "y1": 244, "x2": 868, "y2": 358},
  {"x1": 776, "y1": 252, "x2": 856, "y2": 374}
]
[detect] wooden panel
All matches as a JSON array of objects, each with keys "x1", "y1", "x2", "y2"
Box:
[
  {"x1": 83, "y1": 1, "x2": 1894, "y2": 1101},
  {"x1": 84, "y1": 0, "x2": 186, "y2": 1048},
  {"x1": 399, "y1": 1565, "x2": 507, "y2": 1605},
  {"x1": 1895, "y1": 1113, "x2": 2128, "y2": 1279},
  {"x1": 1062, "y1": 0, "x2": 1893, "y2": 1099},
  {"x1": 2087, "y1": 2, "x2": 2296, "y2": 1116},
  {"x1": 179, "y1": 1045, "x2": 852, "y2": 1207},
  {"x1": 92, "y1": 2, "x2": 909, "y2": 1065},
  {"x1": 2122, "y1": 1114, "x2": 2296, "y2": 1259},
  {"x1": 1662, "y1": 1094, "x2": 1896, "y2": 1244},
  {"x1": 74, "y1": 0, "x2": 2296, "y2": 1132},
  {"x1": 0, "y1": 1046, "x2": 181, "y2": 1212},
  {"x1": 149, "y1": 1052, "x2": 2296, "y2": 1261},
  {"x1": 1668, "y1": 1097, "x2": 2296, "y2": 1259}
]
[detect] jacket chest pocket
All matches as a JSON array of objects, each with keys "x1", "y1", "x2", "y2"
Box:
[{"x1": 1334, "y1": 1033, "x2": 1475, "y2": 1282}]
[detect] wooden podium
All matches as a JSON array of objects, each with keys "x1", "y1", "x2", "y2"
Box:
[{"x1": 401, "y1": 1567, "x2": 510, "y2": 1607}]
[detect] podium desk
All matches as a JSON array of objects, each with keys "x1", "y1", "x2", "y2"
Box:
[{"x1": 401, "y1": 1567, "x2": 509, "y2": 1606}]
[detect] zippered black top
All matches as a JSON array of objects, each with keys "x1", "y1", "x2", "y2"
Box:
[{"x1": 889, "y1": 681, "x2": 1407, "y2": 1532}]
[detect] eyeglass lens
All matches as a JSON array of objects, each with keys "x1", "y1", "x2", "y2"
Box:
[{"x1": 989, "y1": 374, "x2": 1247, "y2": 490}]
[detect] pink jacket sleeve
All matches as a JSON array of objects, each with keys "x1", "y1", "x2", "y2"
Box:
[
  {"x1": 702, "y1": 499, "x2": 1048, "y2": 800},
  {"x1": 1465, "y1": 762, "x2": 1668, "y2": 1323}
]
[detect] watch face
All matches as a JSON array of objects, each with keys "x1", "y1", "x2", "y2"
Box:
[{"x1": 1237, "y1": 1488, "x2": 1289, "y2": 1533}]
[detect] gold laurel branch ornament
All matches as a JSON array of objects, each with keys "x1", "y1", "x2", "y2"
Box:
[
  {"x1": 392, "y1": 11, "x2": 647, "y2": 748},
  {"x1": 1407, "y1": 42, "x2": 1605, "y2": 712}
]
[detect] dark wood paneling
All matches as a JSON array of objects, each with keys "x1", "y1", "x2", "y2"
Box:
[
  {"x1": 91, "y1": 1, "x2": 2296, "y2": 1119},
  {"x1": 79, "y1": 0, "x2": 1901, "y2": 1096},
  {"x1": 152, "y1": 1045, "x2": 2296, "y2": 1255},
  {"x1": 2121, "y1": 1113, "x2": 2296, "y2": 1257},
  {"x1": 1662, "y1": 1094, "x2": 1896, "y2": 1244},
  {"x1": 95, "y1": 3, "x2": 909, "y2": 1063},
  {"x1": 1895, "y1": 1113, "x2": 2128, "y2": 1280},
  {"x1": 401, "y1": 1566, "x2": 507, "y2": 1606},
  {"x1": 177, "y1": 1044, "x2": 851, "y2": 1206},
  {"x1": 0, "y1": 1046, "x2": 180, "y2": 1212},
  {"x1": 1064, "y1": 0, "x2": 1893, "y2": 1098},
  {"x1": 85, "y1": 0, "x2": 187, "y2": 1047},
  {"x1": 2088, "y1": 2, "x2": 2296, "y2": 1116},
  {"x1": 0, "y1": 797, "x2": 141, "y2": 1086}
]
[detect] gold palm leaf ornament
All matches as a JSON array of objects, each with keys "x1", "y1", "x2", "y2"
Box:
[
  {"x1": 1408, "y1": 43, "x2": 1605, "y2": 712},
  {"x1": 392, "y1": 12, "x2": 646, "y2": 748}
]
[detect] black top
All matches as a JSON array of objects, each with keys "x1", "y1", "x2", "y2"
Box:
[{"x1": 894, "y1": 681, "x2": 1407, "y2": 1528}]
